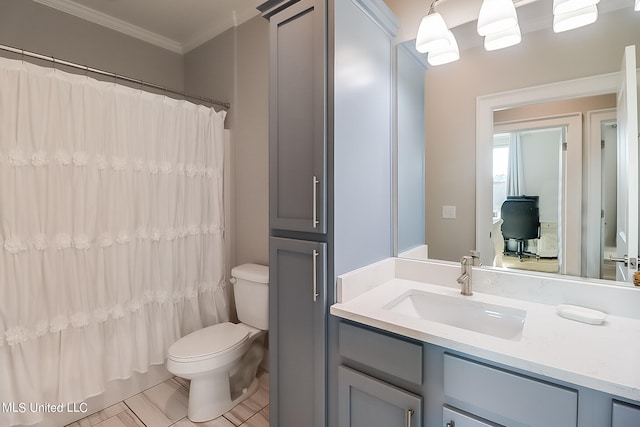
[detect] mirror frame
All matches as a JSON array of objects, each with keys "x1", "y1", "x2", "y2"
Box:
[{"x1": 476, "y1": 71, "x2": 621, "y2": 274}]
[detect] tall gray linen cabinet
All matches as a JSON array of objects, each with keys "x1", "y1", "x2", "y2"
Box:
[{"x1": 257, "y1": 0, "x2": 399, "y2": 425}]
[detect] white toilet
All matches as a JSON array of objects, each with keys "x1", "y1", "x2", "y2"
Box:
[{"x1": 167, "y1": 263, "x2": 269, "y2": 422}]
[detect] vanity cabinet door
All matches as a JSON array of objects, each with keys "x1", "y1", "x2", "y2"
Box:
[
  {"x1": 612, "y1": 400, "x2": 640, "y2": 426},
  {"x1": 338, "y1": 366, "x2": 422, "y2": 427},
  {"x1": 267, "y1": 0, "x2": 326, "y2": 234},
  {"x1": 270, "y1": 237, "x2": 326, "y2": 427}
]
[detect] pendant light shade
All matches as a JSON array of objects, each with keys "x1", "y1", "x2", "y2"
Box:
[
  {"x1": 635, "y1": 0, "x2": 639, "y2": 11},
  {"x1": 415, "y1": 12, "x2": 450, "y2": 53},
  {"x1": 553, "y1": 0, "x2": 599, "y2": 15},
  {"x1": 427, "y1": 31, "x2": 459, "y2": 66},
  {"x1": 553, "y1": 4, "x2": 598, "y2": 33},
  {"x1": 477, "y1": 0, "x2": 518, "y2": 36},
  {"x1": 484, "y1": 24, "x2": 522, "y2": 51}
]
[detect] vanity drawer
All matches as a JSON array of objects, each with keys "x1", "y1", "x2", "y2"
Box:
[
  {"x1": 444, "y1": 354, "x2": 577, "y2": 427},
  {"x1": 339, "y1": 322, "x2": 422, "y2": 385},
  {"x1": 443, "y1": 406, "x2": 500, "y2": 427},
  {"x1": 612, "y1": 400, "x2": 640, "y2": 426}
]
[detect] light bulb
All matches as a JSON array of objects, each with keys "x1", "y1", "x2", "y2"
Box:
[
  {"x1": 428, "y1": 31, "x2": 460, "y2": 66},
  {"x1": 477, "y1": 0, "x2": 519, "y2": 36},
  {"x1": 415, "y1": 13, "x2": 450, "y2": 53},
  {"x1": 553, "y1": 4, "x2": 598, "y2": 33},
  {"x1": 484, "y1": 25, "x2": 522, "y2": 51}
]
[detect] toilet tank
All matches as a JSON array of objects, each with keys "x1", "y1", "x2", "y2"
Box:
[{"x1": 231, "y1": 263, "x2": 269, "y2": 330}]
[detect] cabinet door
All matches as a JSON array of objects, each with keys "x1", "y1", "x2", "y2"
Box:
[
  {"x1": 269, "y1": 0, "x2": 326, "y2": 233},
  {"x1": 338, "y1": 366, "x2": 422, "y2": 427},
  {"x1": 612, "y1": 400, "x2": 640, "y2": 426},
  {"x1": 269, "y1": 237, "x2": 326, "y2": 427}
]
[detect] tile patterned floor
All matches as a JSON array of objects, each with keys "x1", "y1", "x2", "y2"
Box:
[{"x1": 66, "y1": 371, "x2": 269, "y2": 427}]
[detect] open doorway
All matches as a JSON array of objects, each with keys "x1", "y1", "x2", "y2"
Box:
[{"x1": 492, "y1": 126, "x2": 564, "y2": 273}]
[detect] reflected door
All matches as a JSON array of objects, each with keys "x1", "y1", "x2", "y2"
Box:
[{"x1": 615, "y1": 45, "x2": 638, "y2": 282}]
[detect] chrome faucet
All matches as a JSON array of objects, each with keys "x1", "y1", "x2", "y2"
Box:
[{"x1": 457, "y1": 255, "x2": 474, "y2": 296}]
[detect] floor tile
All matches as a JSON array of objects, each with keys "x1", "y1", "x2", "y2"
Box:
[
  {"x1": 256, "y1": 371, "x2": 269, "y2": 391},
  {"x1": 94, "y1": 409, "x2": 145, "y2": 427},
  {"x1": 172, "y1": 416, "x2": 236, "y2": 427},
  {"x1": 141, "y1": 379, "x2": 190, "y2": 422},
  {"x1": 125, "y1": 391, "x2": 174, "y2": 427},
  {"x1": 223, "y1": 387, "x2": 269, "y2": 426},
  {"x1": 239, "y1": 410, "x2": 269, "y2": 427},
  {"x1": 74, "y1": 373, "x2": 269, "y2": 427},
  {"x1": 258, "y1": 406, "x2": 269, "y2": 422},
  {"x1": 66, "y1": 402, "x2": 129, "y2": 427},
  {"x1": 173, "y1": 376, "x2": 190, "y2": 391},
  {"x1": 85, "y1": 402, "x2": 129, "y2": 425}
]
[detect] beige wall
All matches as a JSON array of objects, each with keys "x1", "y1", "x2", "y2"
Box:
[
  {"x1": 184, "y1": 17, "x2": 270, "y2": 270},
  {"x1": 0, "y1": 0, "x2": 184, "y2": 90},
  {"x1": 422, "y1": 8, "x2": 638, "y2": 261},
  {"x1": 234, "y1": 17, "x2": 270, "y2": 267}
]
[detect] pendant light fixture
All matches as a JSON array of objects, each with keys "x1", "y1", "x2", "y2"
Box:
[
  {"x1": 635, "y1": 0, "x2": 639, "y2": 11},
  {"x1": 553, "y1": 0, "x2": 599, "y2": 15},
  {"x1": 415, "y1": 0, "x2": 450, "y2": 53},
  {"x1": 553, "y1": 4, "x2": 598, "y2": 32},
  {"x1": 427, "y1": 30, "x2": 460, "y2": 66},
  {"x1": 484, "y1": 24, "x2": 522, "y2": 51},
  {"x1": 477, "y1": 0, "x2": 519, "y2": 36}
]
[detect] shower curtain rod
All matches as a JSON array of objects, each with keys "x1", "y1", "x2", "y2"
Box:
[{"x1": 0, "y1": 44, "x2": 231, "y2": 110}]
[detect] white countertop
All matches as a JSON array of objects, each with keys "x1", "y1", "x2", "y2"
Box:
[{"x1": 330, "y1": 257, "x2": 640, "y2": 401}]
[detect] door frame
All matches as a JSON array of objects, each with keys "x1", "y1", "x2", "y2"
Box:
[
  {"x1": 477, "y1": 71, "x2": 621, "y2": 274},
  {"x1": 494, "y1": 114, "x2": 582, "y2": 275},
  {"x1": 586, "y1": 108, "x2": 617, "y2": 279}
]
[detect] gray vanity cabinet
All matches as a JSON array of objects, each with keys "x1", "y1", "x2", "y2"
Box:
[
  {"x1": 338, "y1": 322, "x2": 423, "y2": 427},
  {"x1": 339, "y1": 366, "x2": 422, "y2": 427},
  {"x1": 265, "y1": 0, "x2": 326, "y2": 234},
  {"x1": 443, "y1": 354, "x2": 578, "y2": 427},
  {"x1": 612, "y1": 400, "x2": 640, "y2": 426},
  {"x1": 269, "y1": 237, "x2": 327, "y2": 427}
]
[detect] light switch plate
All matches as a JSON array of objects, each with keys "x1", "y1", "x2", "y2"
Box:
[{"x1": 442, "y1": 205, "x2": 456, "y2": 219}]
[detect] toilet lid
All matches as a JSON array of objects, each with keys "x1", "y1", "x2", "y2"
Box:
[{"x1": 169, "y1": 322, "x2": 250, "y2": 361}]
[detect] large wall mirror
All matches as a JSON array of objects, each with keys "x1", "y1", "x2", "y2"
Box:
[{"x1": 392, "y1": 0, "x2": 640, "y2": 287}]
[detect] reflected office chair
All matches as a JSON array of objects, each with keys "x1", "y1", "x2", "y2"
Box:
[{"x1": 501, "y1": 198, "x2": 540, "y2": 261}]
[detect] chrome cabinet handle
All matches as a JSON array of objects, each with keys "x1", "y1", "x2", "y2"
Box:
[
  {"x1": 312, "y1": 249, "x2": 319, "y2": 302},
  {"x1": 312, "y1": 176, "x2": 319, "y2": 228},
  {"x1": 406, "y1": 408, "x2": 414, "y2": 427}
]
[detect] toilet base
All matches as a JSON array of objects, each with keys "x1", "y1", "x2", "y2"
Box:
[{"x1": 187, "y1": 376, "x2": 260, "y2": 422}]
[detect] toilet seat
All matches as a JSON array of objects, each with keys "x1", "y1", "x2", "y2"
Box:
[{"x1": 169, "y1": 322, "x2": 250, "y2": 362}]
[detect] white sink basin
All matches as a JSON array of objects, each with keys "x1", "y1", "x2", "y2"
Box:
[{"x1": 384, "y1": 290, "x2": 526, "y2": 341}]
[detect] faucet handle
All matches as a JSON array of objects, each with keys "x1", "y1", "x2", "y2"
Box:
[{"x1": 469, "y1": 250, "x2": 481, "y2": 266}]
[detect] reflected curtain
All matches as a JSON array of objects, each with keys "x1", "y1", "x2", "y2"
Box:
[
  {"x1": 0, "y1": 57, "x2": 228, "y2": 427},
  {"x1": 506, "y1": 132, "x2": 525, "y2": 196}
]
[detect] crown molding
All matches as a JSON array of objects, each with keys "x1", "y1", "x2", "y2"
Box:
[
  {"x1": 32, "y1": 0, "x2": 184, "y2": 54},
  {"x1": 182, "y1": 6, "x2": 260, "y2": 53}
]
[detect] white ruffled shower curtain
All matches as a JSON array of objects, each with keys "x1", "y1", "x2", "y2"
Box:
[{"x1": 0, "y1": 57, "x2": 229, "y2": 427}]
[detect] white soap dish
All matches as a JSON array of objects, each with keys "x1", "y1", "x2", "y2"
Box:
[{"x1": 557, "y1": 304, "x2": 607, "y2": 325}]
